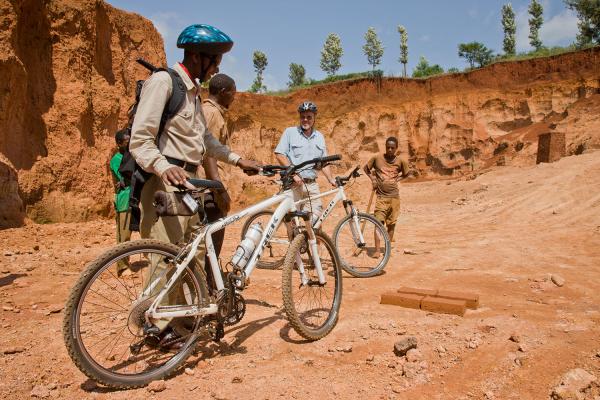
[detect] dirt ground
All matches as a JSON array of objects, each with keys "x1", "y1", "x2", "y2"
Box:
[{"x1": 1, "y1": 152, "x2": 600, "y2": 400}]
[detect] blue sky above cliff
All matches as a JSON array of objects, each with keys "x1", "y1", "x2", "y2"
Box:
[{"x1": 109, "y1": 0, "x2": 579, "y2": 91}]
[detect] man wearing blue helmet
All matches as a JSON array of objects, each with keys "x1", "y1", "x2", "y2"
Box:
[{"x1": 129, "y1": 24, "x2": 260, "y2": 347}]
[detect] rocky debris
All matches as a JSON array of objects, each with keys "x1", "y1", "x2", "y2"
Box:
[
  {"x1": 147, "y1": 380, "x2": 167, "y2": 393},
  {"x1": 46, "y1": 305, "x2": 63, "y2": 315},
  {"x1": 406, "y1": 349, "x2": 422, "y2": 362},
  {"x1": 81, "y1": 380, "x2": 97, "y2": 391},
  {"x1": 334, "y1": 345, "x2": 353, "y2": 353},
  {"x1": 184, "y1": 368, "x2": 195, "y2": 376},
  {"x1": 518, "y1": 343, "x2": 527, "y2": 353},
  {"x1": 551, "y1": 369, "x2": 597, "y2": 400},
  {"x1": 466, "y1": 335, "x2": 482, "y2": 349},
  {"x1": 366, "y1": 354, "x2": 375, "y2": 362},
  {"x1": 30, "y1": 385, "x2": 50, "y2": 398},
  {"x1": 451, "y1": 197, "x2": 468, "y2": 206},
  {"x1": 436, "y1": 345, "x2": 447, "y2": 356},
  {"x1": 231, "y1": 376, "x2": 243, "y2": 383},
  {"x1": 394, "y1": 336, "x2": 417, "y2": 357},
  {"x1": 403, "y1": 249, "x2": 418, "y2": 255},
  {"x1": 509, "y1": 334, "x2": 521, "y2": 343},
  {"x1": 551, "y1": 274, "x2": 566, "y2": 287},
  {"x1": 3, "y1": 346, "x2": 26, "y2": 354}
]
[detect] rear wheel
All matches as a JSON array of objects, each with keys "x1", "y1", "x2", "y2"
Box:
[
  {"x1": 63, "y1": 239, "x2": 208, "y2": 389},
  {"x1": 333, "y1": 212, "x2": 391, "y2": 277},
  {"x1": 281, "y1": 231, "x2": 342, "y2": 341},
  {"x1": 241, "y1": 210, "x2": 289, "y2": 269}
]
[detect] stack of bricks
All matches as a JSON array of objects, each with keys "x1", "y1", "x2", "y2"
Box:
[
  {"x1": 380, "y1": 287, "x2": 479, "y2": 316},
  {"x1": 536, "y1": 132, "x2": 566, "y2": 164}
]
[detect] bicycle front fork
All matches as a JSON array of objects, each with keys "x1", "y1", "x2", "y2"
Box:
[{"x1": 287, "y1": 212, "x2": 326, "y2": 286}]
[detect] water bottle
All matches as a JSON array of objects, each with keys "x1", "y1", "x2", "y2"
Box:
[{"x1": 231, "y1": 223, "x2": 263, "y2": 268}]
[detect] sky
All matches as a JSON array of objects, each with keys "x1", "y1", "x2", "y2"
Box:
[{"x1": 108, "y1": 0, "x2": 580, "y2": 92}]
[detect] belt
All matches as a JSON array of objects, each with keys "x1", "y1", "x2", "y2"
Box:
[
  {"x1": 302, "y1": 178, "x2": 316, "y2": 184},
  {"x1": 165, "y1": 156, "x2": 198, "y2": 173}
]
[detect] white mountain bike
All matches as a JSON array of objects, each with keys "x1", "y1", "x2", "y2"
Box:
[
  {"x1": 241, "y1": 166, "x2": 391, "y2": 278},
  {"x1": 63, "y1": 156, "x2": 343, "y2": 389}
]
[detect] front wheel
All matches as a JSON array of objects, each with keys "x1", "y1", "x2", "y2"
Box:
[
  {"x1": 62, "y1": 239, "x2": 208, "y2": 389},
  {"x1": 281, "y1": 231, "x2": 342, "y2": 341},
  {"x1": 333, "y1": 212, "x2": 391, "y2": 278}
]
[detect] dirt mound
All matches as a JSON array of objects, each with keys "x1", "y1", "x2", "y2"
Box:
[{"x1": 1, "y1": 0, "x2": 599, "y2": 227}]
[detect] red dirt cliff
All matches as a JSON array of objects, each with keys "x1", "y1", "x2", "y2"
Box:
[{"x1": 1, "y1": 0, "x2": 599, "y2": 228}]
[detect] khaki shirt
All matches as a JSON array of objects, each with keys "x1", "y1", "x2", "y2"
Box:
[
  {"x1": 202, "y1": 98, "x2": 229, "y2": 145},
  {"x1": 129, "y1": 63, "x2": 241, "y2": 176},
  {"x1": 365, "y1": 154, "x2": 409, "y2": 198}
]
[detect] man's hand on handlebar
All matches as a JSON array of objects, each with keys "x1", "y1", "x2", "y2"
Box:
[
  {"x1": 161, "y1": 166, "x2": 193, "y2": 188},
  {"x1": 237, "y1": 159, "x2": 262, "y2": 175},
  {"x1": 292, "y1": 175, "x2": 303, "y2": 187}
]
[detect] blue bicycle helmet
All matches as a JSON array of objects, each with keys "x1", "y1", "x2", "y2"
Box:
[{"x1": 177, "y1": 24, "x2": 234, "y2": 55}]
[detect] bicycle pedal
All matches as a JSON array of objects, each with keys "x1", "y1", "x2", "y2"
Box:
[{"x1": 211, "y1": 322, "x2": 225, "y2": 342}]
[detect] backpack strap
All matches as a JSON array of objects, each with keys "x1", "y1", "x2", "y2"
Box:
[{"x1": 156, "y1": 68, "x2": 187, "y2": 143}]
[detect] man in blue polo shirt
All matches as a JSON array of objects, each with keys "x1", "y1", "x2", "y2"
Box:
[{"x1": 274, "y1": 101, "x2": 336, "y2": 223}]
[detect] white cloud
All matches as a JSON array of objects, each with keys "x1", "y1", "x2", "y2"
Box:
[
  {"x1": 263, "y1": 73, "x2": 284, "y2": 92},
  {"x1": 420, "y1": 35, "x2": 430, "y2": 42},
  {"x1": 149, "y1": 12, "x2": 181, "y2": 42},
  {"x1": 515, "y1": 7, "x2": 579, "y2": 51},
  {"x1": 540, "y1": 9, "x2": 579, "y2": 44}
]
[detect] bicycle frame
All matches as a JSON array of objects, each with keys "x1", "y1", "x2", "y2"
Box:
[
  {"x1": 282, "y1": 182, "x2": 367, "y2": 246},
  {"x1": 145, "y1": 187, "x2": 326, "y2": 321}
]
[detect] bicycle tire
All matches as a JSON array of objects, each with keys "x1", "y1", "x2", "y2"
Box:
[
  {"x1": 333, "y1": 212, "x2": 391, "y2": 278},
  {"x1": 281, "y1": 231, "x2": 342, "y2": 340},
  {"x1": 241, "y1": 210, "x2": 289, "y2": 269},
  {"x1": 63, "y1": 239, "x2": 208, "y2": 389}
]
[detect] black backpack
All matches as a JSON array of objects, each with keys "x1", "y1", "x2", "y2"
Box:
[{"x1": 118, "y1": 58, "x2": 187, "y2": 231}]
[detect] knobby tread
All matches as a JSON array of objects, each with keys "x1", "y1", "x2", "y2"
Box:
[
  {"x1": 332, "y1": 212, "x2": 391, "y2": 278},
  {"x1": 62, "y1": 239, "x2": 206, "y2": 389},
  {"x1": 281, "y1": 231, "x2": 342, "y2": 341}
]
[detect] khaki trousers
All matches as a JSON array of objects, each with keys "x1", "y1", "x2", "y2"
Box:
[
  {"x1": 292, "y1": 181, "x2": 323, "y2": 225},
  {"x1": 115, "y1": 211, "x2": 132, "y2": 273},
  {"x1": 140, "y1": 171, "x2": 207, "y2": 330}
]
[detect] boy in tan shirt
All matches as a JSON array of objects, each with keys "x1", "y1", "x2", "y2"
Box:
[{"x1": 363, "y1": 137, "x2": 409, "y2": 257}]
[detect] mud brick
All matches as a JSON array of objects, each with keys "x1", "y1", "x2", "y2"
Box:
[
  {"x1": 396, "y1": 286, "x2": 438, "y2": 297},
  {"x1": 421, "y1": 296, "x2": 466, "y2": 316},
  {"x1": 380, "y1": 292, "x2": 423, "y2": 310},
  {"x1": 435, "y1": 290, "x2": 479, "y2": 309},
  {"x1": 536, "y1": 132, "x2": 566, "y2": 164}
]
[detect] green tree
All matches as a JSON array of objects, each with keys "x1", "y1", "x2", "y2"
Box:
[
  {"x1": 362, "y1": 27, "x2": 384, "y2": 70},
  {"x1": 565, "y1": 0, "x2": 600, "y2": 46},
  {"x1": 458, "y1": 42, "x2": 494, "y2": 68},
  {"x1": 288, "y1": 63, "x2": 306, "y2": 88},
  {"x1": 397, "y1": 25, "x2": 409, "y2": 77},
  {"x1": 528, "y1": 0, "x2": 544, "y2": 50},
  {"x1": 412, "y1": 56, "x2": 444, "y2": 78},
  {"x1": 502, "y1": 3, "x2": 517, "y2": 55},
  {"x1": 320, "y1": 33, "x2": 344, "y2": 76},
  {"x1": 249, "y1": 50, "x2": 268, "y2": 93}
]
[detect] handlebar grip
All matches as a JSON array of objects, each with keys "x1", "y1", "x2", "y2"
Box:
[{"x1": 320, "y1": 154, "x2": 342, "y2": 163}]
